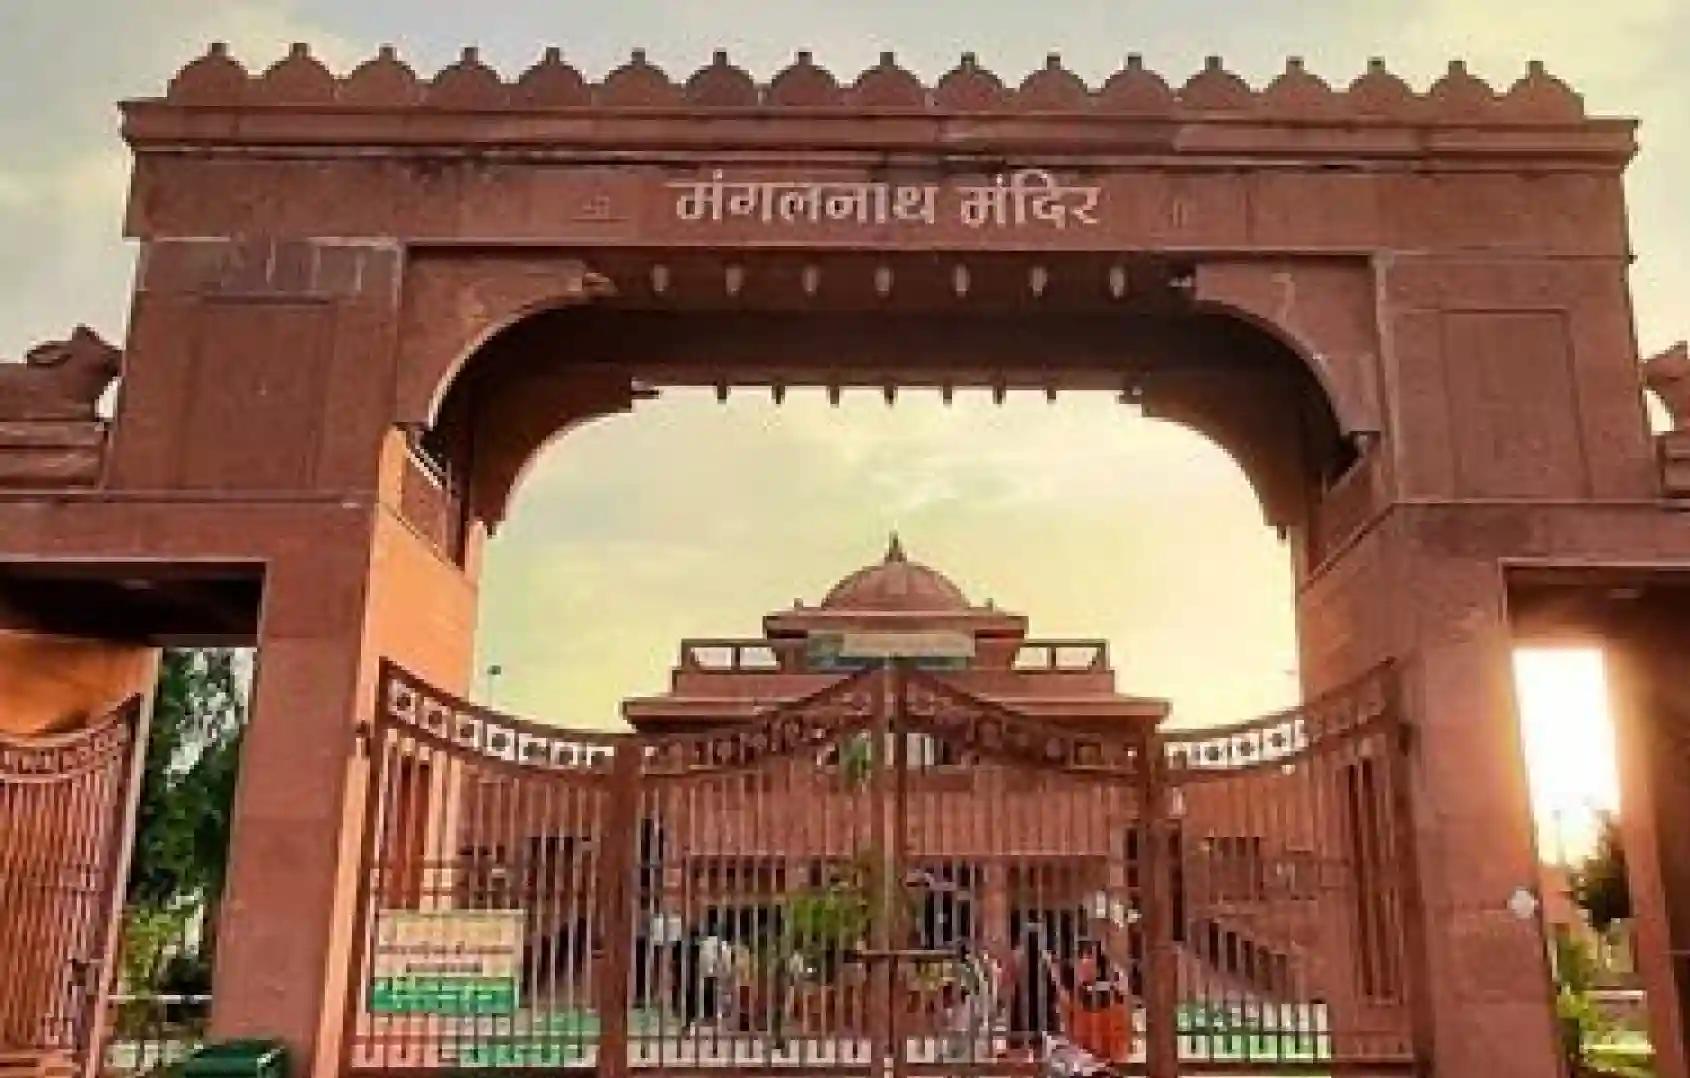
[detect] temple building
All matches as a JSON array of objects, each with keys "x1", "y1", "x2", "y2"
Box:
[
  {"x1": 605, "y1": 540, "x2": 1364, "y2": 1012},
  {"x1": 624, "y1": 534, "x2": 1170, "y2": 737},
  {"x1": 596, "y1": 540, "x2": 1170, "y2": 990}
]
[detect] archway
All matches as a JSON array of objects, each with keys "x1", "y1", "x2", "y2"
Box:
[
  {"x1": 362, "y1": 283, "x2": 1398, "y2": 1075},
  {"x1": 1, "y1": 43, "x2": 1681, "y2": 1078},
  {"x1": 420, "y1": 273, "x2": 1353, "y2": 554}
]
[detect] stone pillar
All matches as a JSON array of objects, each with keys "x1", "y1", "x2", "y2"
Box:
[
  {"x1": 1297, "y1": 513, "x2": 1563, "y2": 1077},
  {"x1": 210, "y1": 497, "x2": 478, "y2": 1073},
  {"x1": 207, "y1": 543, "x2": 375, "y2": 1071},
  {"x1": 1605, "y1": 609, "x2": 1690, "y2": 1078},
  {"x1": 92, "y1": 235, "x2": 481, "y2": 1073}
]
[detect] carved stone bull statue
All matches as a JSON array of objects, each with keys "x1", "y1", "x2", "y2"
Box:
[
  {"x1": 0, "y1": 326, "x2": 122, "y2": 422},
  {"x1": 1644, "y1": 341, "x2": 1690, "y2": 432}
]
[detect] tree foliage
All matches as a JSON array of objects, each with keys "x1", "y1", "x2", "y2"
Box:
[
  {"x1": 127, "y1": 648, "x2": 248, "y2": 911},
  {"x1": 1568, "y1": 812, "x2": 1632, "y2": 935},
  {"x1": 1554, "y1": 934, "x2": 1610, "y2": 1070}
]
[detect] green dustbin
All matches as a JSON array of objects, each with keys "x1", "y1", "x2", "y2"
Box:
[{"x1": 179, "y1": 1039, "x2": 287, "y2": 1078}]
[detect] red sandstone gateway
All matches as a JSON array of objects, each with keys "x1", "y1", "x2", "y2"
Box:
[{"x1": 1, "y1": 42, "x2": 1688, "y2": 1078}]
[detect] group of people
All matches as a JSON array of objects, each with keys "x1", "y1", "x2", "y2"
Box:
[
  {"x1": 659, "y1": 919, "x2": 1134, "y2": 1065},
  {"x1": 665, "y1": 923, "x2": 814, "y2": 1039},
  {"x1": 667, "y1": 925, "x2": 750, "y2": 1032},
  {"x1": 942, "y1": 927, "x2": 1135, "y2": 1064}
]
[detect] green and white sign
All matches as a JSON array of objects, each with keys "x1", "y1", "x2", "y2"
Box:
[{"x1": 370, "y1": 909, "x2": 524, "y2": 1015}]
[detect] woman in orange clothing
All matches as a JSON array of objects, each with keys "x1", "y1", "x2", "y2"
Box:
[{"x1": 1062, "y1": 939, "x2": 1133, "y2": 1063}]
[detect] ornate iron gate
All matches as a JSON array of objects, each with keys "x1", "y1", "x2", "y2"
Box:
[
  {"x1": 349, "y1": 661, "x2": 1419, "y2": 1077},
  {"x1": 1161, "y1": 664, "x2": 1423, "y2": 1073},
  {"x1": 0, "y1": 699, "x2": 146, "y2": 1078}
]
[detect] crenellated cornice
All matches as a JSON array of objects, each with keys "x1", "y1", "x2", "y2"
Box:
[{"x1": 150, "y1": 43, "x2": 1596, "y2": 124}]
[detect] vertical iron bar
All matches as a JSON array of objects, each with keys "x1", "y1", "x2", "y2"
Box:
[
  {"x1": 891, "y1": 661, "x2": 910, "y2": 1078},
  {"x1": 1384, "y1": 669, "x2": 1435, "y2": 1072},
  {"x1": 595, "y1": 741, "x2": 642, "y2": 1078},
  {"x1": 1142, "y1": 731, "x2": 1178, "y2": 1078},
  {"x1": 82, "y1": 698, "x2": 149, "y2": 1078},
  {"x1": 340, "y1": 668, "x2": 394, "y2": 1074}
]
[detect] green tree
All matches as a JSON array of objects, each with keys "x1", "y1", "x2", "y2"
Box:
[
  {"x1": 837, "y1": 733, "x2": 875, "y2": 790},
  {"x1": 127, "y1": 648, "x2": 246, "y2": 908},
  {"x1": 1554, "y1": 934, "x2": 1613, "y2": 1072},
  {"x1": 123, "y1": 649, "x2": 247, "y2": 990},
  {"x1": 1569, "y1": 813, "x2": 1632, "y2": 935}
]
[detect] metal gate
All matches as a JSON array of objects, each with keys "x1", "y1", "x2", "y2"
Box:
[
  {"x1": 1160, "y1": 664, "x2": 1423, "y2": 1073},
  {"x1": 0, "y1": 698, "x2": 146, "y2": 1078},
  {"x1": 347, "y1": 661, "x2": 1420, "y2": 1077}
]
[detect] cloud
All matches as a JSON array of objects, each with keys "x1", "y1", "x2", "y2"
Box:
[{"x1": 0, "y1": 1, "x2": 354, "y2": 351}]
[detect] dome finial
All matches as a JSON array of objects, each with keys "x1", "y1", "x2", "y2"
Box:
[{"x1": 885, "y1": 531, "x2": 906, "y2": 563}]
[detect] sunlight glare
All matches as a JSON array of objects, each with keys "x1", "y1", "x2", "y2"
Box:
[{"x1": 1512, "y1": 647, "x2": 1621, "y2": 864}]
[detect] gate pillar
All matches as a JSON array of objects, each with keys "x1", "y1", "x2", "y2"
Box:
[
  {"x1": 209, "y1": 440, "x2": 479, "y2": 1074},
  {"x1": 1605, "y1": 607, "x2": 1690, "y2": 1078},
  {"x1": 1298, "y1": 513, "x2": 1563, "y2": 1077},
  {"x1": 592, "y1": 743, "x2": 644, "y2": 1078}
]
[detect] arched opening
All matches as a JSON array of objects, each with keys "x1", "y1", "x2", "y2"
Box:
[
  {"x1": 356, "y1": 259, "x2": 1425, "y2": 1075},
  {"x1": 471, "y1": 387, "x2": 1302, "y2": 730},
  {"x1": 405, "y1": 264, "x2": 1355, "y2": 723},
  {"x1": 417, "y1": 258, "x2": 1355, "y2": 565}
]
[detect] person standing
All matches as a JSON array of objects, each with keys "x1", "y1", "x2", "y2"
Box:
[
  {"x1": 697, "y1": 924, "x2": 729, "y2": 1028},
  {"x1": 942, "y1": 945, "x2": 995, "y2": 1062},
  {"x1": 673, "y1": 932, "x2": 703, "y2": 1032},
  {"x1": 1007, "y1": 924, "x2": 1063, "y2": 1058},
  {"x1": 1063, "y1": 938, "x2": 1131, "y2": 1062}
]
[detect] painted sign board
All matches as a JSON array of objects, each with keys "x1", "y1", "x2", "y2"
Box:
[
  {"x1": 835, "y1": 631, "x2": 977, "y2": 660},
  {"x1": 369, "y1": 908, "x2": 525, "y2": 1015}
]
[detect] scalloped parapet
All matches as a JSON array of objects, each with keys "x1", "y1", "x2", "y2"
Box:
[
  {"x1": 685, "y1": 49, "x2": 759, "y2": 107},
  {"x1": 1262, "y1": 58, "x2": 1339, "y2": 117},
  {"x1": 933, "y1": 52, "x2": 1010, "y2": 111},
  {"x1": 340, "y1": 44, "x2": 421, "y2": 107},
  {"x1": 428, "y1": 46, "x2": 505, "y2": 108},
  {"x1": 1097, "y1": 54, "x2": 1175, "y2": 113},
  {"x1": 1017, "y1": 53, "x2": 1091, "y2": 111},
  {"x1": 257, "y1": 43, "x2": 336, "y2": 104},
  {"x1": 1348, "y1": 58, "x2": 1418, "y2": 118},
  {"x1": 513, "y1": 47, "x2": 589, "y2": 106},
  {"x1": 766, "y1": 50, "x2": 838, "y2": 106},
  {"x1": 1180, "y1": 55, "x2": 1254, "y2": 111},
  {"x1": 155, "y1": 45, "x2": 1595, "y2": 124}
]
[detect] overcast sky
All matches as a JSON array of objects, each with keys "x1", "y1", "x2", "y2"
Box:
[{"x1": 3, "y1": 1, "x2": 1685, "y2": 729}]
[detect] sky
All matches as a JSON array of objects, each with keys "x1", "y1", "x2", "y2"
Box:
[{"x1": 2, "y1": 0, "x2": 1679, "y2": 835}]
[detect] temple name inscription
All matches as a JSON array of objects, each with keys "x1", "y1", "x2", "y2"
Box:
[{"x1": 668, "y1": 168, "x2": 1102, "y2": 230}]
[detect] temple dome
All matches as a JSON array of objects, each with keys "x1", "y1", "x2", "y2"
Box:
[{"x1": 820, "y1": 535, "x2": 970, "y2": 612}]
